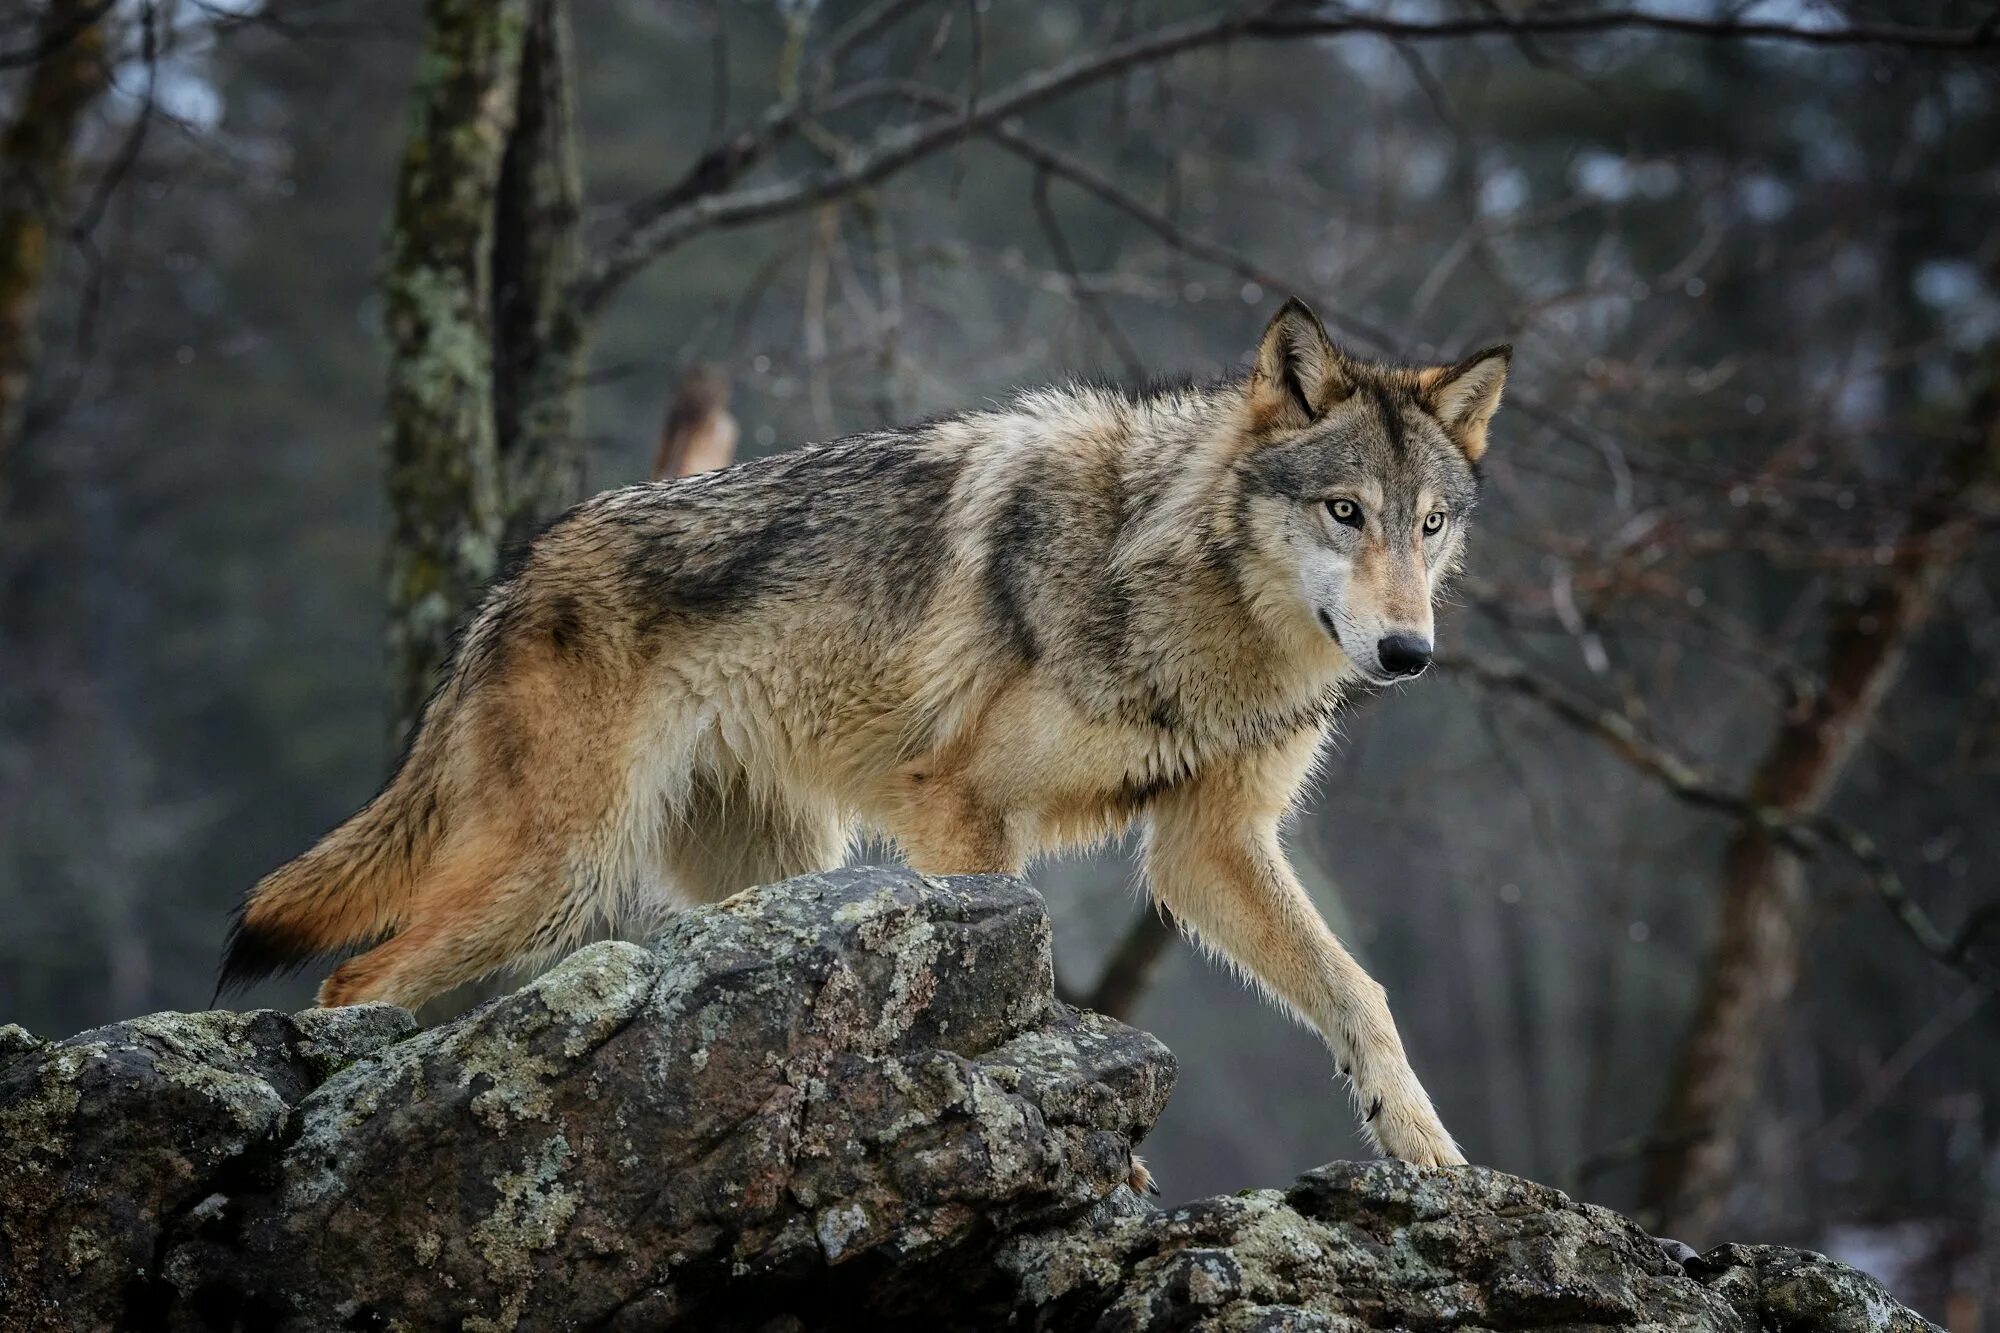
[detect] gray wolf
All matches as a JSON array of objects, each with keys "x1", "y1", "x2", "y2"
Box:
[{"x1": 221, "y1": 298, "x2": 1509, "y2": 1168}]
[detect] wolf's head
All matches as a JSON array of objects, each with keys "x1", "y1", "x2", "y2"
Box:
[{"x1": 1231, "y1": 298, "x2": 1508, "y2": 685}]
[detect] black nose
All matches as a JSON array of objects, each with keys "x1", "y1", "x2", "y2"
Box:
[{"x1": 1376, "y1": 634, "x2": 1432, "y2": 678}]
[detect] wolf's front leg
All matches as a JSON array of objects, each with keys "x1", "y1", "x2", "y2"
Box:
[{"x1": 1142, "y1": 752, "x2": 1463, "y2": 1167}]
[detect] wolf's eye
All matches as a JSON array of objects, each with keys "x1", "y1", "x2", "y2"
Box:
[
  {"x1": 1423, "y1": 511, "x2": 1447, "y2": 536},
  {"x1": 1327, "y1": 498, "x2": 1362, "y2": 528}
]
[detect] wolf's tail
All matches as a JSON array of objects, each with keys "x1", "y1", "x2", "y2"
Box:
[{"x1": 216, "y1": 739, "x2": 448, "y2": 997}]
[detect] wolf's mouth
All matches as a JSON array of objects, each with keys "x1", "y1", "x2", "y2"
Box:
[{"x1": 1316, "y1": 609, "x2": 1399, "y2": 685}]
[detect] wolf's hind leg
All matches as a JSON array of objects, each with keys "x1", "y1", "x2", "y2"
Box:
[
  {"x1": 316, "y1": 824, "x2": 573, "y2": 1010},
  {"x1": 659, "y1": 763, "x2": 848, "y2": 904}
]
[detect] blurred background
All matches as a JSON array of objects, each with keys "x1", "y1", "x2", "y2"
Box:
[{"x1": 2, "y1": 0, "x2": 1997, "y2": 1321}]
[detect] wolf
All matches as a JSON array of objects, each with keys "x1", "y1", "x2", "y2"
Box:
[{"x1": 220, "y1": 298, "x2": 1508, "y2": 1168}]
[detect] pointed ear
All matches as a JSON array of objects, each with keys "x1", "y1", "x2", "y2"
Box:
[
  {"x1": 1420, "y1": 345, "x2": 1511, "y2": 462},
  {"x1": 1247, "y1": 297, "x2": 1353, "y2": 431}
]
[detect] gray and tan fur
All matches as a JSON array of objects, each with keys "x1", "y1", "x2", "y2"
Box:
[{"x1": 222, "y1": 298, "x2": 1510, "y2": 1168}]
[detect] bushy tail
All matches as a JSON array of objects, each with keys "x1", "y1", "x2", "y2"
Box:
[{"x1": 216, "y1": 746, "x2": 446, "y2": 997}]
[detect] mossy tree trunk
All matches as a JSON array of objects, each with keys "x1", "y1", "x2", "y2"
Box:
[
  {"x1": 491, "y1": 0, "x2": 583, "y2": 552},
  {"x1": 1641, "y1": 354, "x2": 2000, "y2": 1240},
  {"x1": 0, "y1": 0, "x2": 110, "y2": 508},
  {"x1": 383, "y1": 0, "x2": 582, "y2": 744}
]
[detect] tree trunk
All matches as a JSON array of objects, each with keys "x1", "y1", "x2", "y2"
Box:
[
  {"x1": 382, "y1": 0, "x2": 527, "y2": 740},
  {"x1": 384, "y1": 0, "x2": 583, "y2": 743},
  {"x1": 0, "y1": 0, "x2": 109, "y2": 506},
  {"x1": 492, "y1": 0, "x2": 584, "y2": 551},
  {"x1": 1641, "y1": 359, "x2": 2000, "y2": 1239}
]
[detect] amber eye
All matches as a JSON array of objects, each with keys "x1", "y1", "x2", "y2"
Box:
[
  {"x1": 1423, "y1": 511, "x2": 1446, "y2": 536},
  {"x1": 1328, "y1": 498, "x2": 1362, "y2": 527}
]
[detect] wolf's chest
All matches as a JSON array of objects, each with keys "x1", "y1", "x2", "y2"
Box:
[{"x1": 1086, "y1": 686, "x2": 1340, "y2": 811}]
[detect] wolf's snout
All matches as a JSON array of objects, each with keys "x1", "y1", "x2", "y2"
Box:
[{"x1": 1376, "y1": 634, "x2": 1432, "y2": 678}]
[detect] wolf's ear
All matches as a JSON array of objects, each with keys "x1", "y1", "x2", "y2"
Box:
[
  {"x1": 1248, "y1": 298, "x2": 1353, "y2": 431},
  {"x1": 1420, "y1": 345, "x2": 1511, "y2": 462}
]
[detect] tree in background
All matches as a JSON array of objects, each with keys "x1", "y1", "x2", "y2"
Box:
[
  {"x1": 0, "y1": 0, "x2": 110, "y2": 505},
  {"x1": 384, "y1": 0, "x2": 580, "y2": 741}
]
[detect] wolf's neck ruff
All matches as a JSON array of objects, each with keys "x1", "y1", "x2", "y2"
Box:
[{"x1": 223, "y1": 298, "x2": 1508, "y2": 1174}]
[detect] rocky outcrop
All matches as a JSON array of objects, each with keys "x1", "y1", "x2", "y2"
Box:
[
  {"x1": 0, "y1": 1003, "x2": 415, "y2": 1330},
  {"x1": 994, "y1": 1165, "x2": 1928, "y2": 1333},
  {"x1": 0, "y1": 867, "x2": 1936, "y2": 1332}
]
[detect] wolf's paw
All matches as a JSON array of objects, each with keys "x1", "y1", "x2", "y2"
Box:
[
  {"x1": 1127, "y1": 1154, "x2": 1160, "y2": 1195},
  {"x1": 1365, "y1": 1091, "x2": 1466, "y2": 1168}
]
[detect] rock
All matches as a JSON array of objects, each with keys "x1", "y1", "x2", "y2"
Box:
[
  {"x1": 0, "y1": 868, "x2": 1938, "y2": 1333},
  {"x1": 991, "y1": 1163, "x2": 1935, "y2": 1332},
  {"x1": 199, "y1": 868, "x2": 1173, "y2": 1330},
  {"x1": 0, "y1": 1003, "x2": 414, "y2": 1332},
  {"x1": 0, "y1": 1023, "x2": 42, "y2": 1058},
  {"x1": 1694, "y1": 1244, "x2": 1937, "y2": 1333}
]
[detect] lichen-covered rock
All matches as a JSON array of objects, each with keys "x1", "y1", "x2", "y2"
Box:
[
  {"x1": 988, "y1": 1161, "x2": 1939, "y2": 1333},
  {"x1": 1692, "y1": 1244, "x2": 1937, "y2": 1333},
  {"x1": 0, "y1": 1003, "x2": 414, "y2": 1332},
  {"x1": 0, "y1": 1022, "x2": 42, "y2": 1058},
  {"x1": 209, "y1": 868, "x2": 1173, "y2": 1330},
  {"x1": 0, "y1": 869, "x2": 1938, "y2": 1333}
]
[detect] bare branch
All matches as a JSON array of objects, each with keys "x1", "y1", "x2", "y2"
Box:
[
  {"x1": 1254, "y1": 6, "x2": 2000, "y2": 53},
  {"x1": 810, "y1": 0, "x2": 941, "y2": 88},
  {"x1": 575, "y1": 3, "x2": 1997, "y2": 316},
  {"x1": 1446, "y1": 655, "x2": 1999, "y2": 988},
  {"x1": 573, "y1": 6, "x2": 1285, "y2": 315},
  {"x1": 826, "y1": 77, "x2": 1393, "y2": 348},
  {"x1": 1030, "y1": 165, "x2": 1145, "y2": 382}
]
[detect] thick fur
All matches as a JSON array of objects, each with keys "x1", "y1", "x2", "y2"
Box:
[{"x1": 222, "y1": 299, "x2": 1509, "y2": 1167}]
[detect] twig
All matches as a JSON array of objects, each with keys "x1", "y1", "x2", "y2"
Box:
[
  {"x1": 810, "y1": 0, "x2": 941, "y2": 89},
  {"x1": 703, "y1": 0, "x2": 730, "y2": 148},
  {"x1": 1800, "y1": 982, "x2": 1994, "y2": 1152},
  {"x1": 1445, "y1": 654, "x2": 2000, "y2": 988},
  {"x1": 1030, "y1": 165, "x2": 1145, "y2": 381}
]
